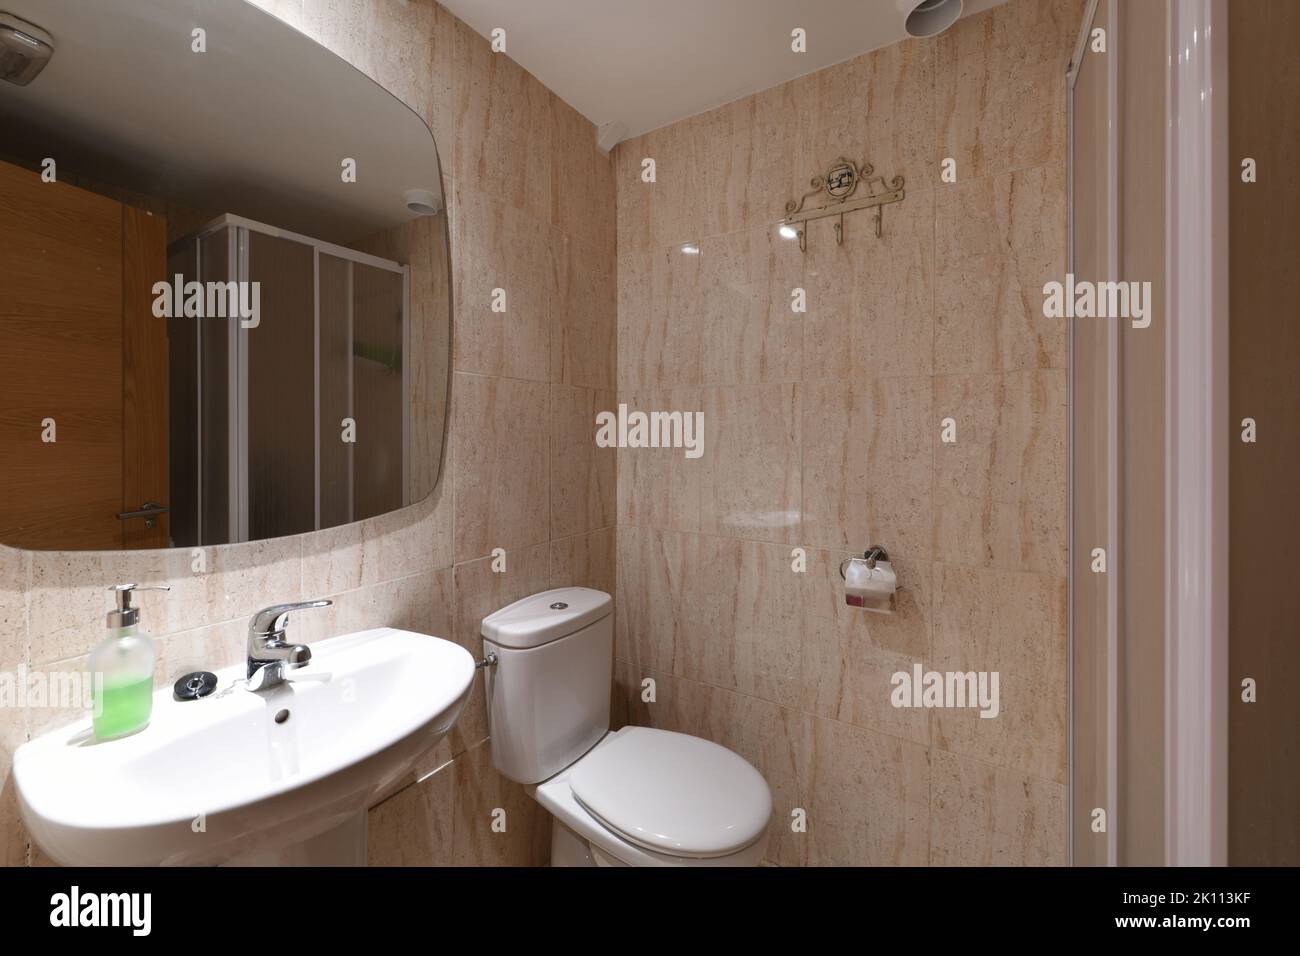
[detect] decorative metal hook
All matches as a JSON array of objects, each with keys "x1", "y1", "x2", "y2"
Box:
[{"x1": 781, "y1": 156, "x2": 905, "y2": 252}]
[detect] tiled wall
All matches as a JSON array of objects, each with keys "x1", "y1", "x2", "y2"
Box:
[
  {"x1": 0, "y1": 0, "x2": 617, "y2": 867},
  {"x1": 611, "y1": 0, "x2": 1080, "y2": 865},
  {"x1": 2, "y1": 0, "x2": 1079, "y2": 870}
]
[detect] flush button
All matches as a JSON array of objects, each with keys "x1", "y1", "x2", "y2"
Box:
[{"x1": 549, "y1": 602, "x2": 568, "y2": 610}]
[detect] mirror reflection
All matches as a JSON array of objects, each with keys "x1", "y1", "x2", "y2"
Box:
[{"x1": 0, "y1": 0, "x2": 451, "y2": 551}]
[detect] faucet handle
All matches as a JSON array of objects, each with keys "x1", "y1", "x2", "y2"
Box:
[{"x1": 249, "y1": 599, "x2": 332, "y2": 639}]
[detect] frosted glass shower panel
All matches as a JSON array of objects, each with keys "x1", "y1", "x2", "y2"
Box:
[{"x1": 170, "y1": 216, "x2": 409, "y2": 544}]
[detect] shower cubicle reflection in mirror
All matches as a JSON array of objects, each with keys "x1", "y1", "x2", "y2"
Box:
[{"x1": 0, "y1": 0, "x2": 450, "y2": 551}]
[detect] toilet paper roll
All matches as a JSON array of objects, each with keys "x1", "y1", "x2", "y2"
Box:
[{"x1": 844, "y1": 558, "x2": 897, "y2": 613}]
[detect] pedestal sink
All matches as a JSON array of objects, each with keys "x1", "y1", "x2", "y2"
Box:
[{"x1": 14, "y1": 627, "x2": 474, "y2": 866}]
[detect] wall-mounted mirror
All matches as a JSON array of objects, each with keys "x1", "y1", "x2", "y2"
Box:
[{"x1": 0, "y1": 0, "x2": 450, "y2": 551}]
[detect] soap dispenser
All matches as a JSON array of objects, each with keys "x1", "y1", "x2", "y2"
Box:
[{"x1": 90, "y1": 584, "x2": 169, "y2": 740}]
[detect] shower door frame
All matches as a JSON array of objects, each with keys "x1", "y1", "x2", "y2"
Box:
[
  {"x1": 1066, "y1": 0, "x2": 1118, "y2": 868},
  {"x1": 1164, "y1": 0, "x2": 1229, "y2": 868},
  {"x1": 187, "y1": 213, "x2": 412, "y2": 544},
  {"x1": 1067, "y1": 0, "x2": 1230, "y2": 867}
]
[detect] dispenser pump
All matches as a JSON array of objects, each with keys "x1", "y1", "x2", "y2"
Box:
[{"x1": 106, "y1": 583, "x2": 169, "y2": 630}]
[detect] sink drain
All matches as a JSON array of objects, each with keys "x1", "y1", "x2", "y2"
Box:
[{"x1": 274, "y1": 709, "x2": 290, "y2": 724}]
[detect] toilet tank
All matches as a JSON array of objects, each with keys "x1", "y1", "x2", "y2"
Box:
[{"x1": 481, "y1": 587, "x2": 613, "y2": 784}]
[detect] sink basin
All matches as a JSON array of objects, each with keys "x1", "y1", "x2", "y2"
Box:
[{"x1": 14, "y1": 627, "x2": 474, "y2": 866}]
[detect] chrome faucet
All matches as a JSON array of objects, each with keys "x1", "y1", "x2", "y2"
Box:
[{"x1": 246, "y1": 600, "x2": 331, "y2": 691}]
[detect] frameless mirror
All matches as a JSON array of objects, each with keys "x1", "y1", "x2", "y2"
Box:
[{"x1": 0, "y1": 0, "x2": 450, "y2": 550}]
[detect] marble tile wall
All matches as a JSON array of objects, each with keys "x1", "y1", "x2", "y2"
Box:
[
  {"x1": 613, "y1": 0, "x2": 1081, "y2": 865},
  {"x1": 0, "y1": 0, "x2": 616, "y2": 867},
  {"x1": 1, "y1": 0, "x2": 1079, "y2": 870}
]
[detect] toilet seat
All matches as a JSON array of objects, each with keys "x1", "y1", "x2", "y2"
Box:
[{"x1": 567, "y1": 727, "x2": 771, "y2": 859}]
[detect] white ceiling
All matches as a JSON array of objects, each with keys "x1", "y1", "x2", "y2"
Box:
[{"x1": 440, "y1": 0, "x2": 1004, "y2": 142}]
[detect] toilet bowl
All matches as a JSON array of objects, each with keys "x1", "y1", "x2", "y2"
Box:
[{"x1": 481, "y1": 587, "x2": 772, "y2": 867}]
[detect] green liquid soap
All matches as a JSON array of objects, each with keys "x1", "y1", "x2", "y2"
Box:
[{"x1": 93, "y1": 676, "x2": 154, "y2": 740}]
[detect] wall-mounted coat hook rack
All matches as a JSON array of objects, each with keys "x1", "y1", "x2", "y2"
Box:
[{"x1": 780, "y1": 156, "x2": 905, "y2": 252}]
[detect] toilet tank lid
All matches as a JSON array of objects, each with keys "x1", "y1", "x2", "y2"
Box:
[{"x1": 480, "y1": 587, "x2": 612, "y2": 648}]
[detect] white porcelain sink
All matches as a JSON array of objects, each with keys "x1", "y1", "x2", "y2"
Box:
[{"x1": 14, "y1": 627, "x2": 474, "y2": 866}]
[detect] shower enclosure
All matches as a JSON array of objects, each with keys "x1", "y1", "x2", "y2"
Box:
[
  {"x1": 1069, "y1": 0, "x2": 1299, "y2": 866},
  {"x1": 167, "y1": 215, "x2": 410, "y2": 546}
]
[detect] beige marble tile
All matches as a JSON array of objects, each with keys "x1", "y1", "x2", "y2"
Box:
[
  {"x1": 451, "y1": 373, "x2": 550, "y2": 563},
  {"x1": 451, "y1": 740, "x2": 549, "y2": 865},
  {"x1": 367, "y1": 760, "x2": 456, "y2": 866},
  {"x1": 935, "y1": 164, "x2": 1066, "y2": 374},
  {"x1": 700, "y1": 225, "x2": 802, "y2": 386},
  {"x1": 609, "y1": 657, "x2": 633, "y2": 728},
  {"x1": 933, "y1": 370, "x2": 1068, "y2": 575},
  {"x1": 26, "y1": 550, "x2": 188, "y2": 666},
  {"x1": 801, "y1": 715, "x2": 930, "y2": 865},
  {"x1": 551, "y1": 97, "x2": 616, "y2": 253},
  {"x1": 614, "y1": 526, "x2": 690, "y2": 674},
  {"x1": 804, "y1": 36, "x2": 937, "y2": 192},
  {"x1": 294, "y1": 567, "x2": 453, "y2": 645},
  {"x1": 936, "y1": 0, "x2": 1081, "y2": 182},
  {"x1": 452, "y1": 542, "x2": 555, "y2": 753},
  {"x1": 613, "y1": 135, "x2": 653, "y2": 257},
  {"x1": 300, "y1": 489, "x2": 452, "y2": 599},
  {"x1": 735, "y1": 75, "x2": 816, "y2": 231},
  {"x1": 453, "y1": 18, "x2": 553, "y2": 221},
  {"x1": 0, "y1": 703, "x2": 28, "y2": 867},
  {"x1": 700, "y1": 384, "x2": 802, "y2": 544},
  {"x1": 678, "y1": 536, "x2": 805, "y2": 708},
  {"x1": 25, "y1": 653, "x2": 89, "y2": 739},
  {"x1": 801, "y1": 632, "x2": 930, "y2": 747},
  {"x1": 452, "y1": 542, "x2": 555, "y2": 648},
  {"x1": 549, "y1": 527, "x2": 616, "y2": 597},
  {"x1": 154, "y1": 618, "x2": 246, "y2": 685},
  {"x1": 930, "y1": 749, "x2": 1066, "y2": 865},
  {"x1": 695, "y1": 98, "x2": 756, "y2": 240},
  {"x1": 615, "y1": 389, "x2": 704, "y2": 532},
  {"x1": 802, "y1": 377, "x2": 934, "y2": 557},
  {"x1": 812, "y1": 182, "x2": 934, "y2": 382},
  {"x1": 551, "y1": 233, "x2": 617, "y2": 390},
  {"x1": 451, "y1": 183, "x2": 553, "y2": 381},
  {"x1": 617, "y1": 244, "x2": 703, "y2": 390},
  {"x1": 201, "y1": 537, "x2": 307, "y2": 630},
  {"x1": 646, "y1": 115, "x2": 708, "y2": 250},
  {"x1": 26, "y1": 538, "x2": 303, "y2": 666},
  {"x1": 550, "y1": 386, "x2": 616, "y2": 539},
  {"x1": 930, "y1": 564, "x2": 1068, "y2": 783},
  {"x1": 791, "y1": 215, "x2": 855, "y2": 378},
  {"x1": 0, "y1": 547, "x2": 27, "y2": 671},
  {"x1": 803, "y1": 550, "x2": 932, "y2": 745}
]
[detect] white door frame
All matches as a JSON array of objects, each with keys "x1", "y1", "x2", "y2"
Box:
[{"x1": 1164, "y1": 0, "x2": 1229, "y2": 867}]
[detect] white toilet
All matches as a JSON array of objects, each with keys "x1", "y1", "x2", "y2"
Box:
[{"x1": 481, "y1": 587, "x2": 772, "y2": 866}]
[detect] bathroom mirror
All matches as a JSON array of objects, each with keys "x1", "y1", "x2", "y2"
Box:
[{"x1": 0, "y1": 0, "x2": 450, "y2": 551}]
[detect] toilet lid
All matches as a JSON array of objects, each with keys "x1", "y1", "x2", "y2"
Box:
[{"x1": 569, "y1": 727, "x2": 772, "y2": 858}]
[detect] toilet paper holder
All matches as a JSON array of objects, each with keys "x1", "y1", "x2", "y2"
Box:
[
  {"x1": 840, "y1": 545, "x2": 890, "y2": 575},
  {"x1": 839, "y1": 545, "x2": 900, "y2": 613}
]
